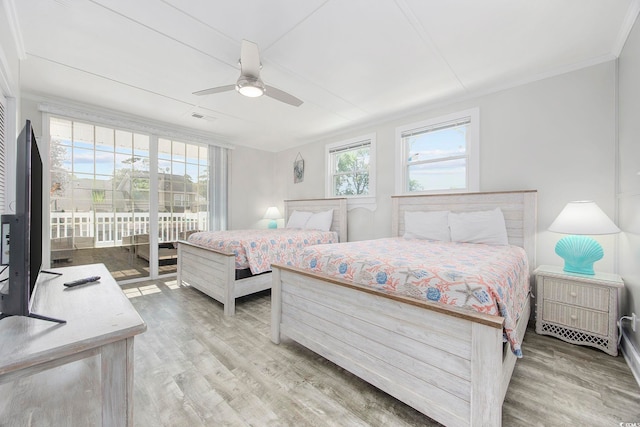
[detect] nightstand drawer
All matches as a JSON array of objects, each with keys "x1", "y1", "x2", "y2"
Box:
[
  {"x1": 542, "y1": 278, "x2": 609, "y2": 311},
  {"x1": 542, "y1": 300, "x2": 608, "y2": 335}
]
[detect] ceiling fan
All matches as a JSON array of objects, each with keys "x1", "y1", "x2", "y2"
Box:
[{"x1": 193, "y1": 39, "x2": 303, "y2": 107}]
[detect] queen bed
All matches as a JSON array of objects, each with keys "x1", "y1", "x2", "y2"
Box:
[
  {"x1": 177, "y1": 198, "x2": 347, "y2": 316},
  {"x1": 270, "y1": 190, "x2": 537, "y2": 427}
]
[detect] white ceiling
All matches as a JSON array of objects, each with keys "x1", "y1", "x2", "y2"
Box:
[{"x1": 10, "y1": 0, "x2": 639, "y2": 152}]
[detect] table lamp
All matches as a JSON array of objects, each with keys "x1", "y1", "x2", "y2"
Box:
[
  {"x1": 548, "y1": 201, "x2": 620, "y2": 275},
  {"x1": 264, "y1": 206, "x2": 281, "y2": 229}
]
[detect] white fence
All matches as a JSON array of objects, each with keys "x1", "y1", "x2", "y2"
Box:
[{"x1": 50, "y1": 211, "x2": 208, "y2": 247}]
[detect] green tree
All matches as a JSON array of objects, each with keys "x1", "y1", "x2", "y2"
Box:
[
  {"x1": 334, "y1": 149, "x2": 369, "y2": 196},
  {"x1": 113, "y1": 156, "x2": 150, "y2": 212},
  {"x1": 409, "y1": 179, "x2": 423, "y2": 192},
  {"x1": 49, "y1": 139, "x2": 71, "y2": 211}
]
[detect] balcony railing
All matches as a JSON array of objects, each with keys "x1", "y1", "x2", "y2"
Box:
[{"x1": 50, "y1": 211, "x2": 208, "y2": 247}]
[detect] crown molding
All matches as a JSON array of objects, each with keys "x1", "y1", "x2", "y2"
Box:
[
  {"x1": 2, "y1": 0, "x2": 26, "y2": 60},
  {"x1": 0, "y1": 43, "x2": 13, "y2": 96},
  {"x1": 30, "y1": 95, "x2": 235, "y2": 150},
  {"x1": 613, "y1": 0, "x2": 640, "y2": 57}
]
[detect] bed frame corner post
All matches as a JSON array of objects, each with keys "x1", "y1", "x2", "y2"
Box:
[
  {"x1": 223, "y1": 255, "x2": 236, "y2": 316},
  {"x1": 391, "y1": 196, "x2": 400, "y2": 237},
  {"x1": 470, "y1": 322, "x2": 503, "y2": 427},
  {"x1": 523, "y1": 191, "x2": 537, "y2": 271},
  {"x1": 271, "y1": 267, "x2": 282, "y2": 344},
  {"x1": 176, "y1": 243, "x2": 183, "y2": 286}
]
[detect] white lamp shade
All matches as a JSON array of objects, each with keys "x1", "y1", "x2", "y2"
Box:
[
  {"x1": 548, "y1": 201, "x2": 620, "y2": 235},
  {"x1": 264, "y1": 206, "x2": 281, "y2": 220}
]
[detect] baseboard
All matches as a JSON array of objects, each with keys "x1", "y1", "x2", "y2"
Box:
[{"x1": 621, "y1": 329, "x2": 640, "y2": 388}]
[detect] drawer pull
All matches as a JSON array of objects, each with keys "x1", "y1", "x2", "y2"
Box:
[
  {"x1": 570, "y1": 314, "x2": 578, "y2": 320},
  {"x1": 570, "y1": 292, "x2": 577, "y2": 297}
]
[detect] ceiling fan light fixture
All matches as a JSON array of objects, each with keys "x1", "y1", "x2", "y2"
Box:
[
  {"x1": 194, "y1": 40, "x2": 301, "y2": 106},
  {"x1": 236, "y1": 76, "x2": 265, "y2": 98}
]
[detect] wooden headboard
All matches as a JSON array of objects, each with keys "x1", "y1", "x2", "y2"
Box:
[
  {"x1": 391, "y1": 190, "x2": 537, "y2": 270},
  {"x1": 284, "y1": 198, "x2": 348, "y2": 242}
]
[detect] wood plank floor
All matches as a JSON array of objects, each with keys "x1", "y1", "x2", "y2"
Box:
[{"x1": 2, "y1": 277, "x2": 640, "y2": 426}]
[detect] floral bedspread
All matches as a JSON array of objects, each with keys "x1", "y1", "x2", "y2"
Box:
[
  {"x1": 292, "y1": 237, "x2": 530, "y2": 357},
  {"x1": 187, "y1": 229, "x2": 339, "y2": 274}
]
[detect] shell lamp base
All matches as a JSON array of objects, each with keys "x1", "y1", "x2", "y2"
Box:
[{"x1": 555, "y1": 235, "x2": 603, "y2": 276}]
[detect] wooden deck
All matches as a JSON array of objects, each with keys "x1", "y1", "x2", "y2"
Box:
[{"x1": 51, "y1": 245, "x2": 177, "y2": 281}]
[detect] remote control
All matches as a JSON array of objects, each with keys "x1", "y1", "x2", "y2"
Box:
[{"x1": 64, "y1": 276, "x2": 101, "y2": 287}]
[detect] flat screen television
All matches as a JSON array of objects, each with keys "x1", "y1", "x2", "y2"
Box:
[{"x1": 0, "y1": 119, "x2": 64, "y2": 323}]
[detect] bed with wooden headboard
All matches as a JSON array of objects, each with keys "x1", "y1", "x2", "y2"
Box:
[
  {"x1": 177, "y1": 198, "x2": 347, "y2": 316},
  {"x1": 270, "y1": 190, "x2": 537, "y2": 426}
]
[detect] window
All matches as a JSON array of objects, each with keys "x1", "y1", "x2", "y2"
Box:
[
  {"x1": 173, "y1": 193, "x2": 186, "y2": 207},
  {"x1": 326, "y1": 133, "x2": 376, "y2": 200},
  {"x1": 396, "y1": 108, "x2": 479, "y2": 194},
  {"x1": 158, "y1": 137, "x2": 210, "y2": 241}
]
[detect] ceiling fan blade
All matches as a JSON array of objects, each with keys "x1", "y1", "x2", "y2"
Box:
[
  {"x1": 192, "y1": 85, "x2": 236, "y2": 96},
  {"x1": 240, "y1": 39, "x2": 261, "y2": 78},
  {"x1": 265, "y1": 85, "x2": 303, "y2": 107}
]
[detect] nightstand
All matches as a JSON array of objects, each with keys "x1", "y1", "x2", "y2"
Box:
[{"x1": 534, "y1": 265, "x2": 623, "y2": 356}]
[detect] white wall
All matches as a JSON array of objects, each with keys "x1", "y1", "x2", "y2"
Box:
[
  {"x1": 276, "y1": 61, "x2": 618, "y2": 273},
  {"x1": 618, "y1": 13, "x2": 640, "y2": 361},
  {"x1": 12, "y1": 40, "x2": 620, "y2": 280},
  {"x1": 227, "y1": 145, "x2": 277, "y2": 229},
  {"x1": 20, "y1": 98, "x2": 42, "y2": 131}
]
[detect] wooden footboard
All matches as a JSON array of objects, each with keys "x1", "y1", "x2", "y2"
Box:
[
  {"x1": 177, "y1": 241, "x2": 271, "y2": 316},
  {"x1": 271, "y1": 265, "x2": 529, "y2": 427},
  {"x1": 270, "y1": 190, "x2": 535, "y2": 425},
  {"x1": 177, "y1": 197, "x2": 348, "y2": 316}
]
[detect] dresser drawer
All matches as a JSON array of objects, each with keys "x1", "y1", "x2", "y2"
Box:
[
  {"x1": 542, "y1": 277, "x2": 609, "y2": 311},
  {"x1": 542, "y1": 300, "x2": 608, "y2": 335}
]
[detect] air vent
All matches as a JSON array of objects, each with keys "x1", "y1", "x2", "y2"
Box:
[{"x1": 191, "y1": 113, "x2": 216, "y2": 122}]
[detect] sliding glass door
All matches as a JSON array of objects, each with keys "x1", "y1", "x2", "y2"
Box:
[
  {"x1": 156, "y1": 138, "x2": 209, "y2": 274},
  {"x1": 47, "y1": 116, "x2": 216, "y2": 281}
]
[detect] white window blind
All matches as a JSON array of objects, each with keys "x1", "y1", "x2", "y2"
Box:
[
  {"x1": 0, "y1": 97, "x2": 5, "y2": 212},
  {"x1": 328, "y1": 139, "x2": 371, "y2": 154},
  {"x1": 400, "y1": 117, "x2": 472, "y2": 139}
]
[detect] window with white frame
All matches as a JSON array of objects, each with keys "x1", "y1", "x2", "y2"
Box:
[
  {"x1": 396, "y1": 108, "x2": 479, "y2": 194},
  {"x1": 326, "y1": 133, "x2": 376, "y2": 198}
]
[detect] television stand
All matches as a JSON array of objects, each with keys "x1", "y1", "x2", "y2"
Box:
[{"x1": 0, "y1": 263, "x2": 146, "y2": 425}]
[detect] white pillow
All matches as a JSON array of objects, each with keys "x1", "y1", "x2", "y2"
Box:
[
  {"x1": 286, "y1": 210, "x2": 313, "y2": 228},
  {"x1": 403, "y1": 210, "x2": 451, "y2": 242},
  {"x1": 305, "y1": 209, "x2": 334, "y2": 231},
  {"x1": 448, "y1": 208, "x2": 509, "y2": 245}
]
